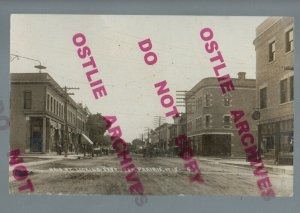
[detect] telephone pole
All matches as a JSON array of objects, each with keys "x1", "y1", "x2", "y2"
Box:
[
  {"x1": 144, "y1": 127, "x2": 150, "y2": 147},
  {"x1": 154, "y1": 116, "x2": 165, "y2": 150},
  {"x1": 63, "y1": 86, "x2": 80, "y2": 157},
  {"x1": 176, "y1": 90, "x2": 195, "y2": 135}
]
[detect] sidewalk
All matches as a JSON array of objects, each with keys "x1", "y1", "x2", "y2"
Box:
[
  {"x1": 20, "y1": 153, "x2": 85, "y2": 160},
  {"x1": 199, "y1": 157, "x2": 293, "y2": 175},
  {"x1": 9, "y1": 154, "x2": 85, "y2": 171}
]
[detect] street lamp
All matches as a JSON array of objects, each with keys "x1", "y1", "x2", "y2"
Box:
[{"x1": 10, "y1": 54, "x2": 47, "y2": 73}]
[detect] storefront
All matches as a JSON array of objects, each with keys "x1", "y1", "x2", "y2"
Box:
[
  {"x1": 258, "y1": 118, "x2": 293, "y2": 165},
  {"x1": 201, "y1": 134, "x2": 231, "y2": 157}
]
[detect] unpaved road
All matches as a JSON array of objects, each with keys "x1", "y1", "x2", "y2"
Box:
[{"x1": 9, "y1": 155, "x2": 292, "y2": 196}]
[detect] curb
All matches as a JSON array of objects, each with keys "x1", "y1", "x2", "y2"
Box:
[{"x1": 219, "y1": 162, "x2": 293, "y2": 175}]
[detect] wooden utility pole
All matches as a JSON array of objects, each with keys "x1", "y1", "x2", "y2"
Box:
[
  {"x1": 144, "y1": 127, "x2": 150, "y2": 147},
  {"x1": 63, "y1": 86, "x2": 79, "y2": 157},
  {"x1": 176, "y1": 91, "x2": 196, "y2": 134},
  {"x1": 176, "y1": 90, "x2": 195, "y2": 154},
  {"x1": 154, "y1": 116, "x2": 165, "y2": 150}
]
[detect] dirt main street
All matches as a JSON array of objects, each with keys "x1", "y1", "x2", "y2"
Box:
[{"x1": 9, "y1": 155, "x2": 293, "y2": 197}]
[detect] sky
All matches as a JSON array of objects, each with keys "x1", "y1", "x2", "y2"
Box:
[{"x1": 10, "y1": 15, "x2": 267, "y2": 142}]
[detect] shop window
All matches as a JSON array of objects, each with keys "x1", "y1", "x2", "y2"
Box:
[
  {"x1": 286, "y1": 29, "x2": 294, "y2": 52},
  {"x1": 280, "y1": 135, "x2": 293, "y2": 154},
  {"x1": 24, "y1": 90, "x2": 32, "y2": 109},
  {"x1": 280, "y1": 79, "x2": 288, "y2": 103},
  {"x1": 261, "y1": 136, "x2": 275, "y2": 154},
  {"x1": 269, "y1": 41, "x2": 275, "y2": 62}
]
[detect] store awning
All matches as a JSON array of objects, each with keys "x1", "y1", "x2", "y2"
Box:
[{"x1": 81, "y1": 133, "x2": 94, "y2": 145}]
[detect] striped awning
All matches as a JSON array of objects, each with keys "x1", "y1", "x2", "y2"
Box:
[{"x1": 81, "y1": 133, "x2": 94, "y2": 145}]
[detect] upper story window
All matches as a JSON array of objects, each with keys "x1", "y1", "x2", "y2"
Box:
[
  {"x1": 187, "y1": 121, "x2": 193, "y2": 131},
  {"x1": 55, "y1": 101, "x2": 58, "y2": 115},
  {"x1": 205, "y1": 115, "x2": 211, "y2": 128},
  {"x1": 223, "y1": 95, "x2": 231, "y2": 106},
  {"x1": 50, "y1": 97, "x2": 53, "y2": 112},
  {"x1": 58, "y1": 103, "x2": 61, "y2": 117},
  {"x1": 47, "y1": 95, "x2": 50, "y2": 111},
  {"x1": 286, "y1": 29, "x2": 294, "y2": 52},
  {"x1": 54, "y1": 99, "x2": 57, "y2": 114},
  {"x1": 204, "y1": 94, "x2": 210, "y2": 107},
  {"x1": 290, "y1": 76, "x2": 294, "y2": 101},
  {"x1": 24, "y1": 91, "x2": 32, "y2": 109},
  {"x1": 196, "y1": 98, "x2": 202, "y2": 111},
  {"x1": 260, "y1": 87, "x2": 267, "y2": 109},
  {"x1": 196, "y1": 117, "x2": 202, "y2": 130},
  {"x1": 223, "y1": 115, "x2": 231, "y2": 128},
  {"x1": 269, "y1": 41, "x2": 275, "y2": 62},
  {"x1": 280, "y1": 79, "x2": 288, "y2": 104},
  {"x1": 187, "y1": 103, "x2": 193, "y2": 114}
]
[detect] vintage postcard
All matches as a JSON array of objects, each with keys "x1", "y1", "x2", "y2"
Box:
[{"x1": 9, "y1": 15, "x2": 293, "y2": 203}]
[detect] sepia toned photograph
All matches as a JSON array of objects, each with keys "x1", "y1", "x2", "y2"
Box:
[{"x1": 9, "y1": 15, "x2": 293, "y2": 200}]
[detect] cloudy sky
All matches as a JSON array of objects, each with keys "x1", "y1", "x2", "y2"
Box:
[{"x1": 10, "y1": 15, "x2": 266, "y2": 142}]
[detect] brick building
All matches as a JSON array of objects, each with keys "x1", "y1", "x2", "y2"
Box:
[
  {"x1": 150, "y1": 123, "x2": 171, "y2": 151},
  {"x1": 169, "y1": 114, "x2": 187, "y2": 155},
  {"x1": 10, "y1": 72, "x2": 93, "y2": 154},
  {"x1": 185, "y1": 72, "x2": 257, "y2": 157},
  {"x1": 253, "y1": 17, "x2": 294, "y2": 164}
]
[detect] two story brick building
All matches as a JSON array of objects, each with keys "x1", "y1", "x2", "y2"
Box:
[
  {"x1": 185, "y1": 72, "x2": 257, "y2": 157},
  {"x1": 10, "y1": 72, "x2": 93, "y2": 155},
  {"x1": 253, "y1": 17, "x2": 294, "y2": 164}
]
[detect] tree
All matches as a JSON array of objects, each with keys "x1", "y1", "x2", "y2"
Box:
[
  {"x1": 132, "y1": 138, "x2": 145, "y2": 152},
  {"x1": 132, "y1": 138, "x2": 144, "y2": 146},
  {"x1": 102, "y1": 134, "x2": 112, "y2": 147},
  {"x1": 86, "y1": 113, "x2": 107, "y2": 147}
]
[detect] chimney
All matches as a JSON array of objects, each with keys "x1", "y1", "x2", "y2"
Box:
[{"x1": 238, "y1": 72, "x2": 246, "y2": 80}]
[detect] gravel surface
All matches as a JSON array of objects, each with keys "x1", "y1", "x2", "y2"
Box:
[{"x1": 9, "y1": 155, "x2": 293, "y2": 197}]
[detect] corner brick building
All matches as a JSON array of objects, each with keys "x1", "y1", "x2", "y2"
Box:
[
  {"x1": 185, "y1": 72, "x2": 257, "y2": 157},
  {"x1": 10, "y1": 72, "x2": 93, "y2": 154},
  {"x1": 253, "y1": 17, "x2": 294, "y2": 164}
]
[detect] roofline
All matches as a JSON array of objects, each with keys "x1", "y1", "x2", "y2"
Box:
[{"x1": 10, "y1": 72, "x2": 90, "y2": 114}]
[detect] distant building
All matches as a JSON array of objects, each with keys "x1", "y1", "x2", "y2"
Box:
[
  {"x1": 10, "y1": 72, "x2": 93, "y2": 154},
  {"x1": 159, "y1": 123, "x2": 171, "y2": 151},
  {"x1": 170, "y1": 114, "x2": 187, "y2": 155},
  {"x1": 185, "y1": 72, "x2": 257, "y2": 157},
  {"x1": 149, "y1": 123, "x2": 171, "y2": 151},
  {"x1": 253, "y1": 17, "x2": 294, "y2": 164},
  {"x1": 168, "y1": 124, "x2": 176, "y2": 152},
  {"x1": 149, "y1": 129, "x2": 159, "y2": 148}
]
